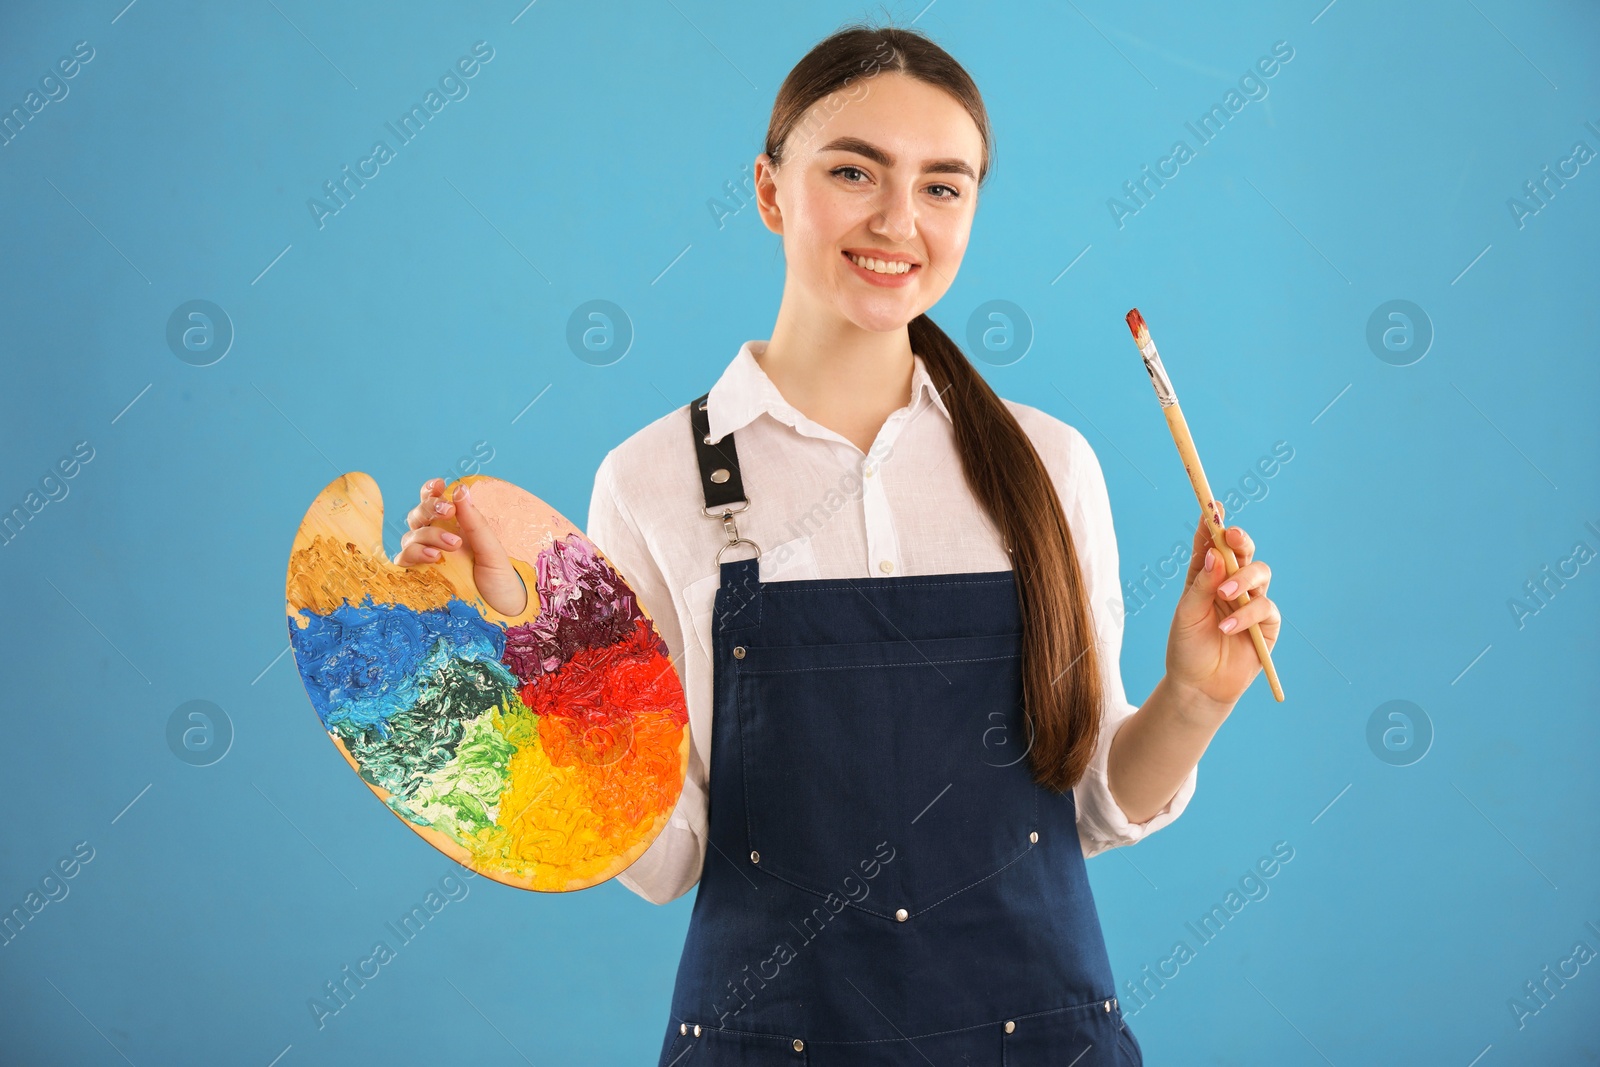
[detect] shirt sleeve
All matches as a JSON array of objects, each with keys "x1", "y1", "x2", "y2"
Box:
[
  {"x1": 1061, "y1": 426, "x2": 1198, "y2": 858},
  {"x1": 585, "y1": 450, "x2": 709, "y2": 904}
]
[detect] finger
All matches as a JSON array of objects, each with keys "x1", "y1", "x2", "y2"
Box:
[
  {"x1": 1215, "y1": 559, "x2": 1271, "y2": 603},
  {"x1": 1184, "y1": 500, "x2": 1227, "y2": 584},
  {"x1": 394, "y1": 539, "x2": 443, "y2": 566},
  {"x1": 1178, "y1": 544, "x2": 1227, "y2": 625},
  {"x1": 451, "y1": 484, "x2": 489, "y2": 539},
  {"x1": 450, "y1": 483, "x2": 517, "y2": 568},
  {"x1": 406, "y1": 526, "x2": 463, "y2": 553},
  {"x1": 407, "y1": 479, "x2": 451, "y2": 530},
  {"x1": 1224, "y1": 525, "x2": 1254, "y2": 568},
  {"x1": 1217, "y1": 594, "x2": 1275, "y2": 635}
]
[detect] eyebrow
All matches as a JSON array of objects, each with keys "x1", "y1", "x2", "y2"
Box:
[{"x1": 817, "y1": 136, "x2": 978, "y2": 180}]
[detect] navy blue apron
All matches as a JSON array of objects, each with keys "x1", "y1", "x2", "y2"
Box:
[{"x1": 654, "y1": 393, "x2": 1142, "y2": 1065}]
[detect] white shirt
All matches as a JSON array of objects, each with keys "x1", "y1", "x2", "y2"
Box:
[{"x1": 585, "y1": 340, "x2": 1197, "y2": 905}]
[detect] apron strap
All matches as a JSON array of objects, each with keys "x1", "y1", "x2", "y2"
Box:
[
  {"x1": 688, "y1": 392, "x2": 748, "y2": 514},
  {"x1": 689, "y1": 393, "x2": 760, "y2": 564}
]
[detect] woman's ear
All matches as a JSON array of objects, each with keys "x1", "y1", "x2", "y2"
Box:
[{"x1": 753, "y1": 153, "x2": 783, "y2": 235}]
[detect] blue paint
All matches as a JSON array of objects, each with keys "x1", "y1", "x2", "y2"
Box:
[{"x1": 289, "y1": 596, "x2": 506, "y2": 731}]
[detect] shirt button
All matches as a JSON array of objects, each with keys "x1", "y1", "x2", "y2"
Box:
[
  {"x1": 895, "y1": 908, "x2": 908, "y2": 922},
  {"x1": 1004, "y1": 1020, "x2": 1016, "y2": 1034},
  {"x1": 792, "y1": 1039, "x2": 805, "y2": 1052},
  {"x1": 863, "y1": 465, "x2": 874, "y2": 478},
  {"x1": 1029, "y1": 831, "x2": 1039, "y2": 843},
  {"x1": 694, "y1": 1024, "x2": 703, "y2": 1036},
  {"x1": 750, "y1": 850, "x2": 760, "y2": 864},
  {"x1": 879, "y1": 560, "x2": 894, "y2": 574},
  {"x1": 680, "y1": 1023, "x2": 688, "y2": 1035}
]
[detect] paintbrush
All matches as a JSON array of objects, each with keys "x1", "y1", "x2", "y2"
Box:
[{"x1": 1124, "y1": 308, "x2": 1285, "y2": 702}]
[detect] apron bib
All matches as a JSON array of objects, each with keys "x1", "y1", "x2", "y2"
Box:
[{"x1": 654, "y1": 393, "x2": 1142, "y2": 1065}]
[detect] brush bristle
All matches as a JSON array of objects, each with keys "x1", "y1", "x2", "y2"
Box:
[{"x1": 1125, "y1": 308, "x2": 1147, "y2": 337}]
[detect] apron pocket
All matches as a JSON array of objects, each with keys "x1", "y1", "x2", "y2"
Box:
[
  {"x1": 672, "y1": 1025, "x2": 809, "y2": 1065},
  {"x1": 734, "y1": 631, "x2": 1038, "y2": 919},
  {"x1": 1003, "y1": 999, "x2": 1134, "y2": 1066}
]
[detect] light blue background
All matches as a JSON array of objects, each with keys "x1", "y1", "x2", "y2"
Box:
[{"x1": 1, "y1": 0, "x2": 1596, "y2": 1063}]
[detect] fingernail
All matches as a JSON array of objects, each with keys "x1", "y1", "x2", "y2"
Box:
[
  {"x1": 1219, "y1": 617, "x2": 1238, "y2": 633},
  {"x1": 1204, "y1": 549, "x2": 1215, "y2": 572},
  {"x1": 423, "y1": 547, "x2": 439, "y2": 559},
  {"x1": 435, "y1": 501, "x2": 448, "y2": 514},
  {"x1": 1218, "y1": 579, "x2": 1238, "y2": 598},
  {"x1": 442, "y1": 533, "x2": 461, "y2": 546}
]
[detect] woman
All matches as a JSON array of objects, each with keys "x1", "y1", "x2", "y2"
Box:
[{"x1": 398, "y1": 22, "x2": 1279, "y2": 1065}]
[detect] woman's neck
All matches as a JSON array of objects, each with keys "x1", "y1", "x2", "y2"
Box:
[{"x1": 757, "y1": 303, "x2": 917, "y2": 455}]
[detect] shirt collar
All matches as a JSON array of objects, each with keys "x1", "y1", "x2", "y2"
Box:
[{"x1": 704, "y1": 339, "x2": 952, "y2": 444}]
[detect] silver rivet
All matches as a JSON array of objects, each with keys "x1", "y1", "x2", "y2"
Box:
[
  {"x1": 1004, "y1": 1020, "x2": 1015, "y2": 1034},
  {"x1": 733, "y1": 646, "x2": 746, "y2": 659},
  {"x1": 710, "y1": 468, "x2": 730, "y2": 483},
  {"x1": 698, "y1": 400, "x2": 708, "y2": 411},
  {"x1": 694, "y1": 1024, "x2": 703, "y2": 1036},
  {"x1": 680, "y1": 1023, "x2": 688, "y2": 1035},
  {"x1": 1029, "y1": 831, "x2": 1039, "y2": 843},
  {"x1": 1113, "y1": 997, "x2": 1119, "y2": 1009},
  {"x1": 703, "y1": 433, "x2": 713, "y2": 444},
  {"x1": 895, "y1": 908, "x2": 908, "y2": 922},
  {"x1": 1104, "y1": 1000, "x2": 1112, "y2": 1012},
  {"x1": 750, "y1": 850, "x2": 760, "y2": 863},
  {"x1": 792, "y1": 1038, "x2": 804, "y2": 1052}
]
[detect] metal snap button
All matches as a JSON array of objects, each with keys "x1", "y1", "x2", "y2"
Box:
[
  {"x1": 1004, "y1": 1020, "x2": 1015, "y2": 1034},
  {"x1": 750, "y1": 850, "x2": 760, "y2": 864},
  {"x1": 680, "y1": 1023, "x2": 688, "y2": 1035},
  {"x1": 792, "y1": 1038, "x2": 804, "y2": 1052},
  {"x1": 1104, "y1": 1000, "x2": 1112, "y2": 1012},
  {"x1": 895, "y1": 908, "x2": 908, "y2": 922},
  {"x1": 702, "y1": 434, "x2": 713, "y2": 444},
  {"x1": 694, "y1": 1024, "x2": 703, "y2": 1036},
  {"x1": 1029, "y1": 831, "x2": 1039, "y2": 843},
  {"x1": 711, "y1": 468, "x2": 730, "y2": 484},
  {"x1": 1113, "y1": 997, "x2": 1119, "y2": 1009},
  {"x1": 733, "y1": 646, "x2": 746, "y2": 659}
]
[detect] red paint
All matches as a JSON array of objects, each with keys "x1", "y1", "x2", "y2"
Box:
[{"x1": 1125, "y1": 308, "x2": 1147, "y2": 337}]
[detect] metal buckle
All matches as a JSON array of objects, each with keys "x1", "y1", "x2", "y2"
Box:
[{"x1": 711, "y1": 506, "x2": 760, "y2": 564}]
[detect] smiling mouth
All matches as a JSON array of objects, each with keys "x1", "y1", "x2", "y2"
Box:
[{"x1": 843, "y1": 250, "x2": 919, "y2": 276}]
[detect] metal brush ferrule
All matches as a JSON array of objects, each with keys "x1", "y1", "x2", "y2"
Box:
[{"x1": 1137, "y1": 337, "x2": 1178, "y2": 407}]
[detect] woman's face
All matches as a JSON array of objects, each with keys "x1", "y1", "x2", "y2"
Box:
[{"x1": 756, "y1": 71, "x2": 984, "y2": 334}]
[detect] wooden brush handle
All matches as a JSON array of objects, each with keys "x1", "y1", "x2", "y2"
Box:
[{"x1": 1163, "y1": 404, "x2": 1286, "y2": 702}]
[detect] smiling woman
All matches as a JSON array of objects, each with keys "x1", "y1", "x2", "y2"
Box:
[{"x1": 395, "y1": 17, "x2": 1279, "y2": 1065}]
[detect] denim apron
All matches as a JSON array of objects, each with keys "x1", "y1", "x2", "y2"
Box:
[{"x1": 655, "y1": 394, "x2": 1142, "y2": 1066}]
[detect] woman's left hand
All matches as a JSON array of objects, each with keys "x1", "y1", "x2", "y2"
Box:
[{"x1": 1165, "y1": 504, "x2": 1281, "y2": 718}]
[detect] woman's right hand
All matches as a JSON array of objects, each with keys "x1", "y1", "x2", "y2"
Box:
[{"x1": 395, "y1": 478, "x2": 529, "y2": 617}]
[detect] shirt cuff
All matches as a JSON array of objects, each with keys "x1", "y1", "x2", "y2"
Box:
[{"x1": 1075, "y1": 705, "x2": 1199, "y2": 859}]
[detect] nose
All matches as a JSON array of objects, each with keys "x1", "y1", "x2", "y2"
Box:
[{"x1": 869, "y1": 178, "x2": 918, "y2": 247}]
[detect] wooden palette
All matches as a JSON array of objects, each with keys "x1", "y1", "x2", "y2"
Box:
[{"x1": 284, "y1": 473, "x2": 689, "y2": 892}]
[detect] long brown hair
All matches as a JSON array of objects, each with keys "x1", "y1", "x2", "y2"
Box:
[{"x1": 764, "y1": 22, "x2": 1106, "y2": 793}]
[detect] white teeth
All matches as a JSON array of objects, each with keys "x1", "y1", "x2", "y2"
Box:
[{"x1": 848, "y1": 253, "x2": 912, "y2": 275}]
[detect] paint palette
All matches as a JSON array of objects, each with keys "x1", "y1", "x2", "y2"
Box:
[{"x1": 284, "y1": 473, "x2": 689, "y2": 892}]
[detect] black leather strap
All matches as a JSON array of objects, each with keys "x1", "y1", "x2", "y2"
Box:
[{"x1": 688, "y1": 392, "x2": 747, "y2": 512}]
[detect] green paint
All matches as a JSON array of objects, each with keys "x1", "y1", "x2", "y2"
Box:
[
  {"x1": 335, "y1": 650, "x2": 517, "y2": 804},
  {"x1": 398, "y1": 698, "x2": 517, "y2": 837}
]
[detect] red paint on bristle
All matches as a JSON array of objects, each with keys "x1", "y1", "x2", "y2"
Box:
[{"x1": 1125, "y1": 308, "x2": 1146, "y2": 337}]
